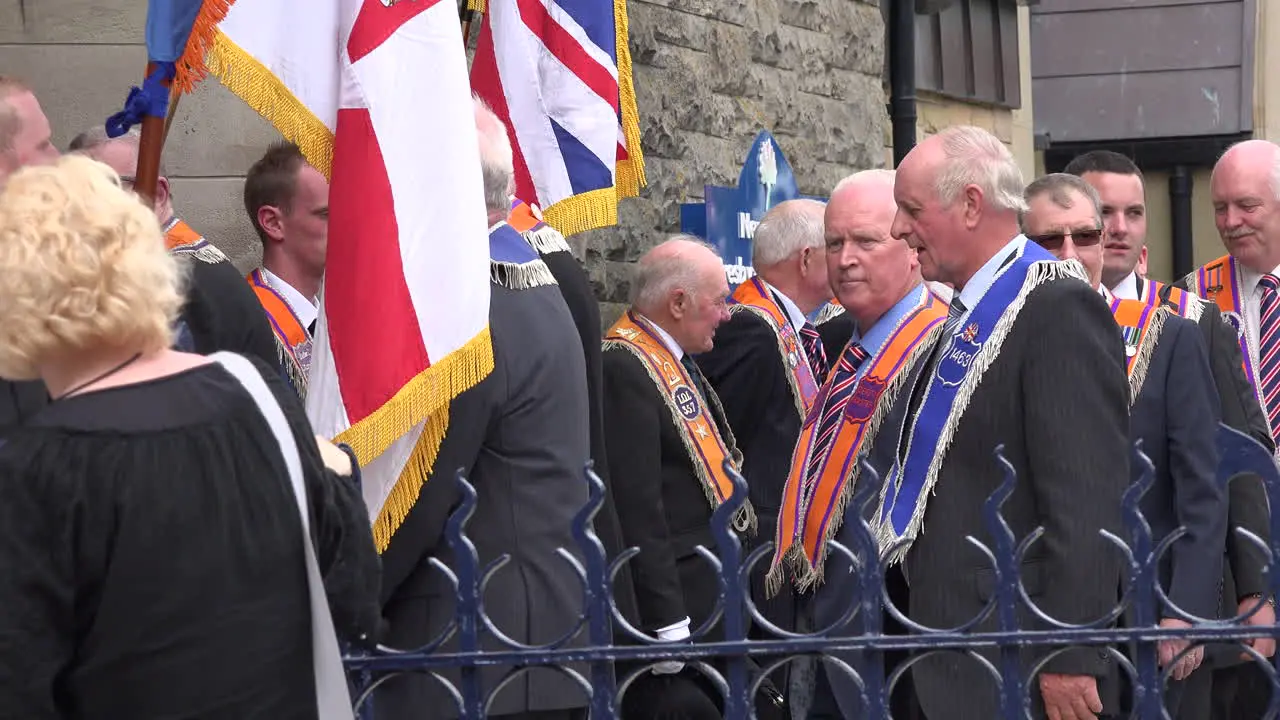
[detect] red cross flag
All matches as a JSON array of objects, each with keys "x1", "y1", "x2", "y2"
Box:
[{"x1": 191, "y1": 0, "x2": 494, "y2": 551}]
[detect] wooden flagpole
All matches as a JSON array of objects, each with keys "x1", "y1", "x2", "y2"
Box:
[{"x1": 134, "y1": 62, "x2": 173, "y2": 206}]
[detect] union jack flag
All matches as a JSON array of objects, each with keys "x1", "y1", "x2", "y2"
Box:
[{"x1": 470, "y1": 0, "x2": 645, "y2": 236}]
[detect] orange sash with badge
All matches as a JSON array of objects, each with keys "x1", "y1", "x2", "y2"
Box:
[
  {"x1": 164, "y1": 218, "x2": 202, "y2": 251},
  {"x1": 604, "y1": 311, "x2": 755, "y2": 532},
  {"x1": 1189, "y1": 254, "x2": 1259, "y2": 387},
  {"x1": 729, "y1": 278, "x2": 820, "y2": 414},
  {"x1": 768, "y1": 291, "x2": 946, "y2": 592}
]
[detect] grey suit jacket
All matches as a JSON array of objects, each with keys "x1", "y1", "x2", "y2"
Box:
[
  {"x1": 896, "y1": 278, "x2": 1131, "y2": 720},
  {"x1": 376, "y1": 281, "x2": 592, "y2": 719}
]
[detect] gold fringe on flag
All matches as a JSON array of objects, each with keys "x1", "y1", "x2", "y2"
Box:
[
  {"x1": 614, "y1": 0, "x2": 646, "y2": 198},
  {"x1": 466, "y1": 0, "x2": 488, "y2": 10},
  {"x1": 205, "y1": 28, "x2": 496, "y2": 551},
  {"x1": 172, "y1": 0, "x2": 238, "y2": 95},
  {"x1": 205, "y1": 31, "x2": 336, "y2": 178},
  {"x1": 539, "y1": 0, "x2": 646, "y2": 237}
]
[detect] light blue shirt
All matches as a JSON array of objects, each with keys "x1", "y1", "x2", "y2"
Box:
[
  {"x1": 849, "y1": 282, "x2": 928, "y2": 382},
  {"x1": 952, "y1": 234, "x2": 1027, "y2": 331}
]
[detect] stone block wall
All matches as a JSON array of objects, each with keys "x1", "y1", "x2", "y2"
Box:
[{"x1": 2, "y1": 0, "x2": 889, "y2": 318}]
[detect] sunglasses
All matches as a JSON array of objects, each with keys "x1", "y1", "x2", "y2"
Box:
[{"x1": 1029, "y1": 228, "x2": 1104, "y2": 252}]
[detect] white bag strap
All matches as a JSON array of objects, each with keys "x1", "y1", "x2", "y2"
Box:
[{"x1": 211, "y1": 352, "x2": 354, "y2": 720}]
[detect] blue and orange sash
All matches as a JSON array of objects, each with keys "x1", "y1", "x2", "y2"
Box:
[
  {"x1": 507, "y1": 199, "x2": 572, "y2": 255},
  {"x1": 603, "y1": 312, "x2": 755, "y2": 533},
  {"x1": 1188, "y1": 254, "x2": 1257, "y2": 383},
  {"x1": 876, "y1": 241, "x2": 1084, "y2": 563},
  {"x1": 164, "y1": 217, "x2": 227, "y2": 265},
  {"x1": 247, "y1": 268, "x2": 312, "y2": 398},
  {"x1": 1137, "y1": 277, "x2": 1204, "y2": 323},
  {"x1": 1110, "y1": 295, "x2": 1169, "y2": 404},
  {"x1": 729, "y1": 278, "x2": 820, "y2": 415},
  {"x1": 768, "y1": 289, "x2": 946, "y2": 592}
]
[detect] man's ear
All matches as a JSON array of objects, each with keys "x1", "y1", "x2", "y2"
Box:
[
  {"x1": 669, "y1": 289, "x2": 688, "y2": 320},
  {"x1": 257, "y1": 204, "x2": 286, "y2": 244},
  {"x1": 154, "y1": 176, "x2": 172, "y2": 211}
]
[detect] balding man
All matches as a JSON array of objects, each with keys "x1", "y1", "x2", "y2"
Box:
[
  {"x1": 695, "y1": 198, "x2": 830, "y2": 641},
  {"x1": 886, "y1": 127, "x2": 1129, "y2": 719},
  {"x1": 1181, "y1": 138, "x2": 1280, "y2": 719},
  {"x1": 376, "y1": 98, "x2": 591, "y2": 720},
  {"x1": 603, "y1": 237, "x2": 768, "y2": 718},
  {"x1": 68, "y1": 126, "x2": 279, "y2": 372},
  {"x1": 768, "y1": 169, "x2": 947, "y2": 719},
  {"x1": 0, "y1": 77, "x2": 59, "y2": 430},
  {"x1": 1024, "y1": 173, "x2": 1223, "y2": 713}
]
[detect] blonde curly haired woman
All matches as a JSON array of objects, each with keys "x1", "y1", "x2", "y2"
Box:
[{"x1": 0, "y1": 154, "x2": 379, "y2": 719}]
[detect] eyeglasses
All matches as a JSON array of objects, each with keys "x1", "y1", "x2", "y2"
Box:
[{"x1": 1029, "y1": 228, "x2": 1104, "y2": 252}]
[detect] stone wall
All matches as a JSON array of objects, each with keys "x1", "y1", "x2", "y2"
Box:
[
  {"x1": 2, "y1": 0, "x2": 889, "y2": 321},
  {"x1": 585, "y1": 0, "x2": 889, "y2": 322}
]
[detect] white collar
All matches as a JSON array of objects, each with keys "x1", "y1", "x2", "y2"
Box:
[
  {"x1": 1239, "y1": 261, "x2": 1280, "y2": 298},
  {"x1": 955, "y1": 235, "x2": 1026, "y2": 313},
  {"x1": 763, "y1": 281, "x2": 808, "y2": 330},
  {"x1": 1110, "y1": 271, "x2": 1139, "y2": 301},
  {"x1": 260, "y1": 267, "x2": 319, "y2": 330},
  {"x1": 637, "y1": 312, "x2": 686, "y2": 361},
  {"x1": 1098, "y1": 283, "x2": 1115, "y2": 303}
]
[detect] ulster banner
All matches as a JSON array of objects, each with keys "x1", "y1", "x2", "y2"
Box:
[{"x1": 190, "y1": 0, "x2": 494, "y2": 551}]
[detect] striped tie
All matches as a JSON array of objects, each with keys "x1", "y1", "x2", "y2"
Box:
[
  {"x1": 944, "y1": 297, "x2": 967, "y2": 338},
  {"x1": 801, "y1": 342, "x2": 871, "y2": 496},
  {"x1": 800, "y1": 321, "x2": 829, "y2": 382},
  {"x1": 1258, "y1": 275, "x2": 1280, "y2": 429}
]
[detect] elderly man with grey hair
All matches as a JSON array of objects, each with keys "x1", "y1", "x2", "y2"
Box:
[
  {"x1": 602, "y1": 237, "x2": 785, "y2": 719},
  {"x1": 693, "y1": 199, "x2": 829, "y2": 643},
  {"x1": 886, "y1": 126, "x2": 1131, "y2": 720}
]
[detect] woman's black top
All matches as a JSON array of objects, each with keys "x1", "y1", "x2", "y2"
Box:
[{"x1": 0, "y1": 358, "x2": 380, "y2": 719}]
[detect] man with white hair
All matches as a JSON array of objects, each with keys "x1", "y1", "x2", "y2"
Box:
[
  {"x1": 694, "y1": 198, "x2": 830, "y2": 640},
  {"x1": 375, "y1": 99, "x2": 592, "y2": 720},
  {"x1": 886, "y1": 126, "x2": 1131, "y2": 719},
  {"x1": 603, "y1": 236, "x2": 782, "y2": 718}
]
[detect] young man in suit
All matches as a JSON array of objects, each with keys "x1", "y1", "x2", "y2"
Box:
[
  {"x1": 375, "y1": 99, "x2": 593, "y2": 720},
  {"x1": 1024, "y1": 173, "x2": 1226, "y2": 713},
  {"x1": 695, "y1": 198, "x2": 830, "y2": 640},
  {"x1": 886, "y1": 126, "x2": 1132, "y2": 719}
]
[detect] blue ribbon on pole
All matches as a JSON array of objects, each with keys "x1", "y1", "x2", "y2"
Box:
[{"x1": 105, "y1": 61, "x2": 176, "y2": 138}]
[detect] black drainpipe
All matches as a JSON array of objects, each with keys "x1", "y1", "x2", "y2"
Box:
[
  {"x1": 889, "y1": 0, "x2": 917, "y2": 167},
  {"x1": 1168, "y1": 165, "x2": 1194, "y2": 280}
]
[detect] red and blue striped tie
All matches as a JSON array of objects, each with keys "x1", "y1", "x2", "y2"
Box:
[
  {"x1": 1258, "y1": 274, "x2": 1280, "y2": 430},
  {"x1": 802, "y1": 342, "x2": 871, "y2": 495},
  {"x1": 800, "y1": 321, "x2": 829, "y2": 382}
]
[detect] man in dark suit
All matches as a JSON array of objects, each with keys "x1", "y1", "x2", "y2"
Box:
[
  {"x1": 1066, "y1": 150, "x2": 1276, "y2": 717},
  {"x1": 603, "y1": 236, "x2": 776, "y2": 718},
  {"x1": 695, "y1": 198, "x2": 831, "y2": 640},
  {"x1": 375, "y1": 106, "x2": 591, "y2": 720},
  {"x1": 1024, "y1": 173, "x2": 1227, "y2": 711},
  {"x1": 886, "y1": 126, "x2": 1131, "y2": 719},
  {"x1": 478, "y1": 101, "x2": 640, "y2": 627}
]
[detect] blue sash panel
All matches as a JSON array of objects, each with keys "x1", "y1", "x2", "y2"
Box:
[
  {"x1": 489, "y1": 223, "x2": 541, "y2": 264},
  {"x1": 881, "y1": 241, "x2": 1059, "y2": 540}
]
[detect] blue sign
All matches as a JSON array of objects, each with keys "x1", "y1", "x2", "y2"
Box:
[{"x1": 680, "y1": 130, "x2": 825, "y2": 286}]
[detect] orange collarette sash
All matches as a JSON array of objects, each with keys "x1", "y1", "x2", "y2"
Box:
[
  {"x1": 247, "y1": 269, "x2": 312, "y2": 397},
  {"x1": 604, "y1": 312, "x2": 755, "y2": 532},
  {"x1": 729, "y1": 278, "x2": 820, "y2": 414},
  {"x1": 768, "y1": 290, "x2": 946, "y2": 593},
  {"x1": 163, "y1": 217, "x2": 227, "y2": 265},
  {"x1": 1110, "y1": 296, "x2": 1168, "y2": 404}
]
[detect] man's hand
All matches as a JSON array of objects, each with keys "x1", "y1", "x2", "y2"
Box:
[
  {"x1": 1039, "y1": 672, "x2": 1102, "y2": 720},
  {"x1": 1157, "y1": 618, "x2": 1203, "y2": 681},
  {"x1": 652, "y1": 617, "x2": 691, "y2": 675},
  {"x1": 1238, "y1": 595, "x2": 1277, "y2": 660}
]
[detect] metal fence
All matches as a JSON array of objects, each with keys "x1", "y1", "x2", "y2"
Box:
[{"x1": 343, "y1": 426, "x2": 1280, "y2": 719}]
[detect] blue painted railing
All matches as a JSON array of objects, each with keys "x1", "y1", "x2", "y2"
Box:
[{"x1": 344, "y1": 426, "x2": 1280, "y2": 718}]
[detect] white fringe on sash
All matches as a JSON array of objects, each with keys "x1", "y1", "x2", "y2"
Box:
[
  {"x1": 490, "y1": 259, "x2": 558, "y2": 290},
  {"x1": 520, "y1": 225, "x2": 573, "y2": 255},
  {"x1": 876, "y1": 260, "x2": 1088, "y2": 566},
  {"x1": 816, "y1": 303, "x2": 847, "y2": 325},
  {"x1": 1126, "y1": 307, "x2": 1169, "y2": 407},
  {"x1": 171, "y1": 241, "x2": 229, "y2": 265}
]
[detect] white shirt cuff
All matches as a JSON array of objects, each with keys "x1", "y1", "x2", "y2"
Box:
[{"x1": 655, "y1": 617, "x2": 691, "y2": 642}]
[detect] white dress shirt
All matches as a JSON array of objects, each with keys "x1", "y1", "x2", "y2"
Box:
[
  {"x1": 1110, "y1": 271, "x2": 1139, "y2": 301},
  {"x1": 260, "y1": 267, "x2": 319, "y2": 332}
]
